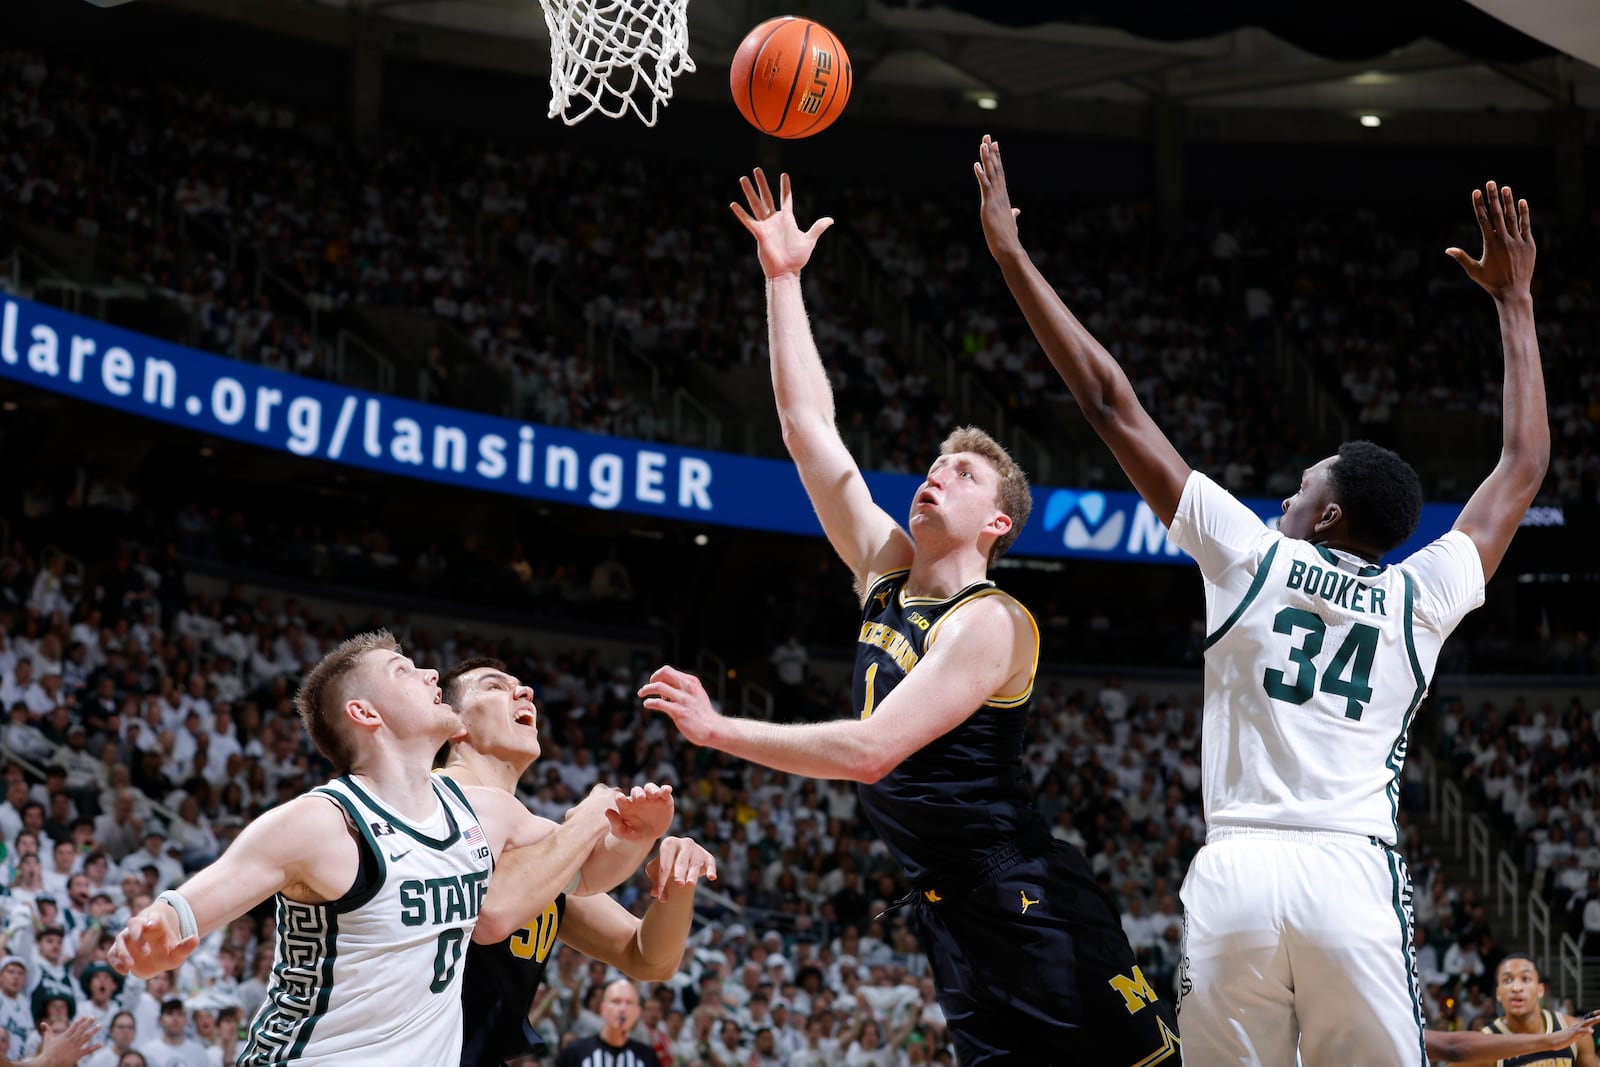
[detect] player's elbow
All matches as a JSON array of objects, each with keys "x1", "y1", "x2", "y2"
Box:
[
  {"x1": 855, "y1": 750, "x2": 897, "y2": 785},
  {"x1": 627, "y1": 950, "x2": 685, "y2": 983},
  {"x1": 472, "y1": 910, "x2": 518, "y2": 946}
]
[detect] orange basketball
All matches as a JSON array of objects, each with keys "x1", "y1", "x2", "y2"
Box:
[{"x1": 730, "y1": 17, "x2": 852, "y2": 139}]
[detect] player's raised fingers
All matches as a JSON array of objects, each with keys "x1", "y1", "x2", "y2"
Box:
[
  {"x1": 780, "y1": 172, "x2": 792, "y2": 211},
  {"x1": 1484, "y1": 180, "x2": 1505, "y2": 233},
  {"x1": 1518, "y1": 198, "x2": 1531, "y2": 240},
  {"x1": 729, "y1": 201, "x2": 759, "y2": 234},
  {"x1": 754, "y1": 168, "x2": 776, "y2": 211}
]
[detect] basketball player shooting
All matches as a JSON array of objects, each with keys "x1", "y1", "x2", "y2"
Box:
[
  {"x1": 975, "y1": 133, "x2": 1548, "y2": 1066},
  {"x1": 640, "y1": 168, "x2": 1178, "y2": 1066}
]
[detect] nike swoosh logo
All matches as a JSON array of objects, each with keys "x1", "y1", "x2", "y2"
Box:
[{"x1": 389, "y1": 849, "x2": 412, "y2": 862}]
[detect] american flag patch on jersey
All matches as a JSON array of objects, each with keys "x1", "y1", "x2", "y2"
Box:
[{"x1": 464, "y1": 824, "x2": 484, "y2": 844}]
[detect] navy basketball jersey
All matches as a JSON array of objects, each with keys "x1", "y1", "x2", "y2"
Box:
[
  {"x1": 853, "y1": 569, "x2": 1040, "y2": 883},
  {"x1": 459, "y1": 893, "x2": 566, "y2": 1067},
  {"x1": 1481, "y1": 1010, "x2": 1581, "y2": 1067}
]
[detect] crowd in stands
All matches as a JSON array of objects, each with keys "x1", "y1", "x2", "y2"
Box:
[
  {"x1": 1445, "y1": 695, "x2": 1600, "y2": 960},
  {"x1": 8, "y1": 48, "x2": 1596, "y2": 506},
  {"x1": 0, "y1": 517, "x2": 1587, "y2": 1064}
]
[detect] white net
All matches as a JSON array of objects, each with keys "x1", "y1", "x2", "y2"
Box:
[{"x1": 542, "y1": 0, "x2": 695, "y2": 126}]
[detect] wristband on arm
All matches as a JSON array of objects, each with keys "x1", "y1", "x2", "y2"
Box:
[{"x1": 155, "y1": 890, "x2": 198, "y2": 940}]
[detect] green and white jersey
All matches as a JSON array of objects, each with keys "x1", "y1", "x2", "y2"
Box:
[
  {"x1": 239, "y1": 774, "x2": 494, "y2": 1066},
  {"x1": 1169, "y1": 471, "x2": 1484, "y2": 845},
  {"x1": 0, "y1": 991, "x2": 30, "y2": 1060}
]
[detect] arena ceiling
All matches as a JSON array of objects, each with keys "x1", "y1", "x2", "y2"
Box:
[{"x1": 128, "y1": 0, "x2": 1600, "y2": 129}]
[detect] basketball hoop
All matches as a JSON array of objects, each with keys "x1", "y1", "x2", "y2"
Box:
[{"x1": 541, "y1": 0, "x2": 695, "y2": 126}]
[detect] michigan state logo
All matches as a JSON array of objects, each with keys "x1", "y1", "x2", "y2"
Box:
[{"x1": 1043, "y1": 490, "x2": 1124, "y2": 551}]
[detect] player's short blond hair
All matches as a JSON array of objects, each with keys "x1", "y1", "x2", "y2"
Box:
[
  {"x1": 294, "y1": 630, "x2": 399, "y2": 775},
  {"x1": 939, "y1": 426, "x2": 1032, "y2": 563}
]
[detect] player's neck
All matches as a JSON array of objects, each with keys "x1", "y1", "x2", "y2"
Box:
[
  {"x1": 347, "y1": 751, "x2": 442, "y2": 823},
  {"x1": 905, "y1": 546, "x2": 988, "y2": 600},
  {"x1": 1503, "y1": 1008, "x2": 1544, "y2": 1033},
  {"x1": 442, "y1": 746, "x2": 526, "y2": 794}
]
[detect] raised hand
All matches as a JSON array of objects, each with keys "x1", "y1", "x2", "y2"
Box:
[
  {"x1": 645, "y1": 836, "x2": 718, "y2": 901},
  {"x1": 730, "y1": 168, "x2": 834, "y2": 280},
  {"x1": 1543, "y1": 1011, "x2": 1600, "y2": 1050},
  {"x1": 973, "y1": 133, "x2": 1023, "y2": 260},
  {"x1": 639, "y1": 666, "x2": 723, "y2": 747},
  {"x1": 35, "y1": 1016, "x2": 103, "y2": 1067},
  {"x1": 564, "y1": 783, "x2": 623, "y2": 835},
  {"x1": 108, "y1": 903, "x2": 199, "y2": 979},
  {"x1": 1446, "y1": 180, "x2": 1535, "y2": 302},
  {"x1": 608, "y1": 782, "x2": 676, "y2": 841}
]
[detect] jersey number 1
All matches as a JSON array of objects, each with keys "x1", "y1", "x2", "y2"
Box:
[{"x1": 1262, "y1": 608, "x2": 1378, "y2": 720}]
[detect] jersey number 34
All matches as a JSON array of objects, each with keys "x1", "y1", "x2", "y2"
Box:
[{"x1": 1262, "y1": 608, "x2": 1378, "y2": 721}]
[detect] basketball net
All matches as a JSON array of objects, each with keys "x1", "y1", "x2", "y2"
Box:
[{"x1": 542, "y1": 0, "x2": 695, "y2": 126}]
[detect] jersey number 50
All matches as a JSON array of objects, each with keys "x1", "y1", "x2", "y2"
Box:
[{"x1": 1262, "y1": 608, "x2": 1378, "y2": 721}]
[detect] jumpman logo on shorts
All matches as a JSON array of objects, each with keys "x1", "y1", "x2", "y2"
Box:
[{"x1": 1020, "y1": 890, "x2": 1039, "y2": 914}]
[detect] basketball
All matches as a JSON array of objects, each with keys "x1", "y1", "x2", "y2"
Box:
[{"x1": 730, "y1": 16, "x2": 852, "y2": 139}]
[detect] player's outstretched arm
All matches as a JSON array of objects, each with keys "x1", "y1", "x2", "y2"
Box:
[
  {"x1": 974, "y1": 135, "x2": 1191, "y2": 525},
  {"x1": 1428, "y1": 1010, "x2": 1598, "y2": 1064},
  {"x1": 732, "y1": 168, "x2": 914, "y2": 590},
  {"x1": 1445, "y1": 181, "x2": 1549, "y2": 583},
  {"x1": 642, "y1": 593, "x2": 1031, "y2": 781},
  {"x1": 470, "y1": 784, "x2": 611, "y2": 943},
  {"x1": 569, "y1": 783, "x2": 677, "y2": 895},
  {"x1": 109, "y1": 795, "x2": 355, "y2": 978},
  {"x1": 558, "y1": 836, "x2": 717, "y2": 981}
]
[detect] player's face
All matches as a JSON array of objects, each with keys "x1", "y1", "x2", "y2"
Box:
[
  {"x1": 456, "y1": 669, "x2": 540, "y2": 761},
  {"x1": 1496, "y1": 959, "x2": 1543, "y2": 1017},
  {"x1": 1278, "y1": 456, "x2": 1338, "y2": 542},
  {"x1": 362, "y1": 651, "x2": 460, "y2": 745},
  {"x1": 909, "y1": 452, "x2": 1007, "y2": 549}
]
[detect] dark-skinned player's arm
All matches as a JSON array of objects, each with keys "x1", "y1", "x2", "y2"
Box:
[
  {"x1": 1432, "y1": 1009, "x2": 1598, "y2": 1064},
  {"x1": 1443, "y1": 181, "x2": 1549, "y2": 583},
  {"x1": 732, "y1": 167, "x2": 915, "y2": 595},
  {"x1": 974, "y1": 135, "x2": 1191, "y2": 526}
]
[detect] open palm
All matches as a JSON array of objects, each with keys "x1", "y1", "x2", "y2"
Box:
[{"x1": 730, "y1": 168, "x2": 834, "y2": 279}]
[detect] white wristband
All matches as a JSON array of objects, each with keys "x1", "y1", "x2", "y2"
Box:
[
  {"x1": 156, "y1": 890, "x2": 198, "y2": 940},
  {"x1": 564, "y1": 871, "x2": 582, "y2": 896}
]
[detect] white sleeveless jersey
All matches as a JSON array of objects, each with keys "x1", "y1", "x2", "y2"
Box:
[
  {"x1": 1169, "y1": 472, "x2": 1485, "y2": 844},
  {"x1": 0, "y1": 991, "x2": 30, "y2": 1060},
  {"x1": 238, "y1": 774, "x2": 494, "y2": 1066}
]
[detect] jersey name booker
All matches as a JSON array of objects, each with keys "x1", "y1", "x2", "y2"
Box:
[
  {"x1": 239, "y1": 774, "x2": 493, "y2": 1067},
  {"x1": 1168, "y1": 471, "x2": 1485, "y2": 844}
]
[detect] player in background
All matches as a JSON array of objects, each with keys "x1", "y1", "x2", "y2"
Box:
[
  {"x1": 975, "y1": 133, "x2": 1547, "y2": 1067},
  {"x1": 643, "y1": 168, "x2": 1178, "y2": 1066},
  {"x1": 1452, "y1": 955, "x2": 1598, "y2": 1067},
  {"x1": 438, "y1": 658, "x2": 716, "y2": 1067}
]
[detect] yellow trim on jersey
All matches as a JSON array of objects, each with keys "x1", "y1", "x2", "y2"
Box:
[
  {"x1": 898, "y1": 578, "x2": 993, "y2": 608},
  {"x1": 865, "y1": 569, "x2": 911, "y2": 609},
  {"x1": 923, "y1": 588, "x2": 1040, "y2": 708},
  {"x1": 1127, "y1": 1016, "x2": 1180, "y2": 1067}
]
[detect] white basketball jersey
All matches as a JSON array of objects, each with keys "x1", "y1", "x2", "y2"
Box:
[
  {"x1": 1169, "y1": 472, "x2": 1485, "y2": 844},
  {"x1": 0, "y1": 992, "x2": 29, "y2": 1060},
  {"x1": 238, "y1": 774, "x2": 494, "y2": 1066}
]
